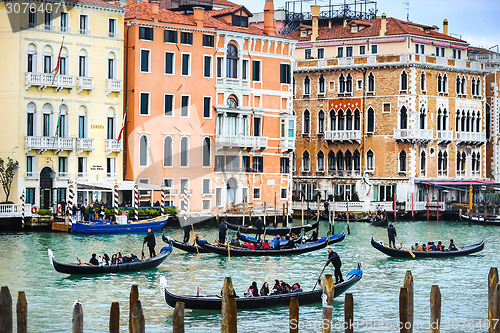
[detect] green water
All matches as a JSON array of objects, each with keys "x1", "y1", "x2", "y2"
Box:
[{"x1": 0, "y1": 220, "x2": 498, "y2": 332}]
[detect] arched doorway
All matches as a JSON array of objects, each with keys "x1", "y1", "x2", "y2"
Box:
[
  {"x1": 226, "y1": 177, "x2": 238, "y2": 205},
  {"x1": 39, "y1": 166, "x2": 54, "y2": 209}
]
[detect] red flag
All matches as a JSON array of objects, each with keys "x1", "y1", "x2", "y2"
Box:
[
  {"x1": 117, "y1": 104, "x2": 128, "y2": 141},
  {"x1": 50, "y1": 37, "x2": 64, "y2": 75}
]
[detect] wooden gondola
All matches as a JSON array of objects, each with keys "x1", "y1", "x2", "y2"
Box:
[
  {"x1": 370, "y1": 215, "x2": 388, "y2": 227},
  {"x1": 460, "y1": 214, "x2": 500, "y2": 226},
  {"x1": 371, "y1": 237, "x2": 485, "y2": 258},
  {"x1": 224, "y1": 221, "x2": 319, "y2": 236},
  {"x1": 236, "y1": 231, "x2": 302, "y2": 245},
  {"x1": 70, "y1": 215, "x2": 168, "y2": 234},
  {"x1": 160, "y1": 264, "x2": 362, "y2": 310},
  {"x1": 195, "y1": 236, "x2": 328, "y2": 256},
  {"x1": 237, "y1": 230, "x2": 345, "y2": 245},
  {"x1": 48, "y1": 245, "x2": 173, "y2": 275},
  {"x1": 162, "y1": 234, "x2": 210, "y2": 253}
]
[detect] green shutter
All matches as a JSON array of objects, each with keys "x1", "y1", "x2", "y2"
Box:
[
  {"x1": 374, "y1": 185, "x2": 379, "y2": 201},
  {"x1": 367, "y1": 108, "x2": 375, "y2": 133}
]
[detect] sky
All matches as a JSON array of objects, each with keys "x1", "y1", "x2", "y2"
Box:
[{"x1": 240, "y1": 0, "x2": 500, "y2": 50}]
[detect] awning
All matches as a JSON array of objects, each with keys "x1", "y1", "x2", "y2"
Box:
[
  {"x1": 75, "y1": 180, "x2": 162, "y2": 191},
  {"x1": 418, "y1": 180, "x2": 497, "y2": 186}
]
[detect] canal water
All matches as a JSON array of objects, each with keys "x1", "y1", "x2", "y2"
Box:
[{"x1": 0, "y1": 219, "x2": 498, "y2": 332}]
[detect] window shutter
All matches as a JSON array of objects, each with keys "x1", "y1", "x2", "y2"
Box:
[{"x1": 367, "y1": 108, "x2": 375, "y2": 133}]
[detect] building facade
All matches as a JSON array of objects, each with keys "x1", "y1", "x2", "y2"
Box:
[
  {"x1": 124, "y1": 0, "x2": 296, "y2": 214},
  {"x1": 0, "y1": 0, "x2": 125, "y2": 208}
]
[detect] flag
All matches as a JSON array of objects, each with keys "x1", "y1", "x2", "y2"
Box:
[
  {"x1": 54, "y1": 101, "x2": 63, "y2": 137},
  {"x1": 117, "y1": 103, "x2": 128, "y2": 141},
  {"x1": 49, "y1": 37, "x2": 65, "y2": 75}
]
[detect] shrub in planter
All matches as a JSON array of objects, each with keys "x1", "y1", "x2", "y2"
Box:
[{"x1": 37, "y1": 209, "x2": 53, "y2": 216}]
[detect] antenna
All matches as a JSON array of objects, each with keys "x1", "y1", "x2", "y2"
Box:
[{"x1": 402, "y1": 1, "x2": 409, "y2": 21}]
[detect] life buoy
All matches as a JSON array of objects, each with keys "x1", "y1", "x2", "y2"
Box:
[
  {"x1": 31, "y1": 206, "x2": 38, "y2": 214},
  {"x1": 58, "y1": 205, "x2": 62, "y2": 214}
]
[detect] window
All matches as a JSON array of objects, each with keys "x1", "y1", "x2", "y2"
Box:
[
  {"x1": 476, "y1": 78, "x2": 481, "y2": 96},
  {"x1": 435, "y1": 46, "x2": 445, "y2": 57},
  {"x1": 421, "y1": 72, "x2": 426, "y2": 92},
  {"x1": 253, "y1": 117, "x2": 261, "y2": 136},
  {"x1": 280, "y1": 157, "x2": 289, "y2": 174},
  {"x1": 202, "y1": 137, "x2": 211, "y2": 167},
  {"x1": 318, "y1": 110, "x2": 325, "y2": 134},
  {"x1": 203, "y1": 97, "x2": 211, "y2": 118},
  {"x1": 452, "y1": 49, "x2": 461, "y2": 59},
  {"x1": 215, "y1": 155, "x2": 225, "y2": 172},
  {"x1": 337, "y1": 47, "x2": 344, "y2": 57},
  {"x1": 107, "y1": 158, "x2": 116, "y2": 178},
  {"x1": 140, "y1": 49, "x2": 150, "y2": 73},
  {"x1": 419, "y1": 108, "x2": 426, "y2": 129},
  {"x1": 317, "y1": 151, "x2": 325, "y2": 172},
  {"x1": 43, "y1": 53, "x2": 52, "y2": 74},
  {"x1": 59, "y1": 53, "x2": 67, "y2": 75},
  {"x1": 303, "y1": 76, "x2": 310, "y2": 95},
  {"x1": 60, "y1": 12, "x2": 68, "y2": 32},
  {"x1": 164, "y1": 29, "x2": 177, "y2": 43},
  {"x1": 180, "y1": 31, "x2": 193, "y2": 45},
  {"x1": 420, "y1": 151, "x2": 426, "y2": 175},
  {"x1": 202, "y1": 179, "x2": 211, "y2": 195},
  {"x1": 79, "y1": 15, "x2": 88, "y2": 34},
  {"x1": 317, "y1": 48, "x2": 324, "y2": 59},
  {"x1": 242, "y1": 59, "x2": 248, "y2": 80},
  {"x1": 42, "y1": 103, "x2": 52, "y2": 137},
  {"x1": 252, "y1": 60, "x2": 261, "y2": 81},
  {"x1": 253, "y1": 156, "x2": 263, "y2": 173},
  {"x1": 367, "y1": 72, "x2": 375, "y2": 92},
  {"x1": 79, "y1": 53, "x2": 87, "y2": 77},
  {"x1": 216, "y1": 57, "x2": 223, "y2": 78},
  {"x1": 232, "y1": 14, "x2": 248, "y2": 27},
  {"x1": 107, "y1": 53, "x2": 116, "y2": 79},
  {"x1": 367, "y1": 150, "x2": 374, "y2": 171},
  {"x1": 165, "y1": 52, "x2": 174, "y2": 74},
  {"x1": 181, "y1": 54, "x2": 190, "y2": 76},
  {"x1": 163, "y1": 136, "x2": 173, "y2": 167},
  {"x1": 415, "y1": 43, "x2": 425, "y2": 54},
  {"x1": 346, "y1": 74, "x2": 353, "y2": 93},
  {"x1": 203, "y1": 55, "x2": 212, "y2": 78},
  {"x1": 107, "y1": 117, "x2": 115, "y2": 139},
  {"x1": 346, "y1": 46, "x2": 353, "y2": 57},
  {"x1": 359, "y1": 45, "x2": 366, "y2": 55},
  {"x1": 371, "y1": 44, "x2": 378, "y2": 54},
  {"x1": 27, "y1": 49, "x2": 35, "y2": 73},
  {"x1": 367, "y1": 107, "x2": 375, "y2": 133},
  {"x1": 164, "y1": 94, "x2": 173, "y2": 116},
  {"x1": 44, "y1": 11, "x2": 53, "y2": 30},
  {"x1": 77, "y1": 157, "x2": 87, "y2": 175},
  {"x1": 227, "y1": 44, "x2": 238, "y2": 78},
  {"x1": 318, "y1": 75, "x2": 325, "y2": 94},
  {"x1": 203, "y1": 34, "x2": 214, "y2": 47},
  {"x1": 400, "y1": 70, "x2": 408, "y2": 91},
  {"x1": 399, "y1": 150, "x2": 407, "y2": 172},
  {"x1": 181, "y1": 95, "x2": 190, "y2": 117},
  {"x1": 242, "y1": 155, "x2": 251, "y2": 172},
  {"x1": 180, "y1": 137, "x2": 189, "y2": 167},
  {"x1": 303, "y1": 110, "x2": 310, "y2": 134},
  {"x1": 400, "y1": 106, "x2": 408, "y2": 129},
  {"x1": 139, "y1": 135, "x2": 148, "y2": 166},
  {"x1": 28, "y1": 10, "x2": 37, "y2": 28},
  {"x1": 339, "y1": 74, "x2": 345, "y2": 93},
  {"x1": 302, "y1": 151, "x2": 310, "y2": 172},
  {"x1": 305, "y1": 49, "x2": 312, "y2": 59},
  {"x1": 26, "y1": 188, "x2": 35, "y2": 204},
  {"x1": 280, "y1": 64, "x2": 291, "y2": 84},
  {"x1": 139, "y1": 26, "x2": 154, "y2": 41},
  {"x1": 280, "y1": 188, "x2": 288, "y2": 200},
  {"x1": 26, "y1": 156, "x2": 35, "y2": 177},
  {"x1": 253, "y1": 188, "x2": 261, "y2": 200},
  {"x1": 139, "y1": 93, "x2": 150, "y2": 115},
  {"x1": 108, "y1": 18, "x2": 117, "y2": 38},
  {"x1": 471, "y1": 78, "x2": 476, "y2": 96},
  {"x1": 26, "y1": 102, "x2": 36, "y2": 136}
]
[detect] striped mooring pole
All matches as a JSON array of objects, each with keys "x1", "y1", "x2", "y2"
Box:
[
  {"x1": 113, "y1": 184, "x2": 119, "y2": 217},
  {"x1": 68, "y1": 182, "x2": 74, "y2": 216},
  {"x1": 21, "y1": 190, "x2": 25, "y2": 228},
  {"x1": 181, "y1": 184, "x2": 189, "y2": 223},
  {"x1": 134, "y1": 184, "x2": 139, "y2": 221},
  {"x1": 160, "y1": 187, "x2": 166, "y2": 216}
]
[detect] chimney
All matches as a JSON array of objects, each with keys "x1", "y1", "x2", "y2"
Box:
[
  {"x1": 443, "y1": 19, "x2": 448, "y2": 35},
  {"x1": 380, "y1": 13, "x2": 387, "y2": 36},
  {"x1": 150, "y1": 0, "x2": 159, "y2": 15},
  {"x1": 264, "y1": 0, "x2": 276, "y2": 36},
  {"x1": 126, "y1": 0, "x2": 135, "y2": 5},
  {"x1": 311, "y1": 5, "x2": 320, "y2": 41},
  {"x1": 193, "y1": 7, "x2": 204, "y2": 27}
]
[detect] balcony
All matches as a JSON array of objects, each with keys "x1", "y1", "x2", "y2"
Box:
[
  {"x1": 76, "y1": 138, "x2": 94, "y2": 153},
  {"x1": 456, "y1": 132, "x2": 486, "y2": 145},
  {"x1": 325, "y1": 130, "x2": 361, "y2": 143},
  {"x1": 106, "y1": 79, "x2": 122, "y2": 95},
  {"x1": 77, "y1": 172, "x2": 89, "y2": 180},
  {"x1": 216, "y1": 78, "x2": 250, "y2": 89},
  {"x1": 25, "y1": 171, "x2": 38, "y2": 179},
  {"x1": 106, "y1": 139, "x2": 123, "y2": 154},
  {"x1": 394, "y1": 128, "x2": 433, "y2": 143},
  {"x1": 79, "y1": 28, "x2": 90, "y2": 35},
  {"x1": 106, "y1": 172, "x2": 119, "y2": 179},
  {"x1": 328, "y1": 170, "x2": 361, "y2": 177},
  {"x1": 25, "y1": 136, "x2": 75, "y2": 154},
  {"x1": 77, "y1": 76, "x2": 94, "y2": 93},
  {"x1": 25, "y1": 72, "x2": 75, "y2": 91},
  {"x1": 437, "y1": 130, "x2": 453, "y2": 144},
  {"x1": 108, "y1": 32, "x2": 119, "y2": 38},
  {"x1": 216, "y1": 135, "x2": 268, "y2": 150},
  {"x1": 280, "y1": 137, "x2": 295, "y2": 152},
  {"x1": 58, "y1": 172, "x2": 70, "y2": 179}
]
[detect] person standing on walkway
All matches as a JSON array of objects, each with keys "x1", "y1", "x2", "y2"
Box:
[
  {"x1": 219, "y1": 219, "x2": 227, "y2": 244},
  {"x1": 387, "y1": 223, "x2": 397, "y2": 247},
  {"x1": 143, "y1": 228, "x2": 156, "y2": 258},
  {"x1": 325, "y1": 248, "x2": 343, "y2": 284}
]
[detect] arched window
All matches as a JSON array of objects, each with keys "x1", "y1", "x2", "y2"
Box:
[
  {"x1": 338, "y1": 109, "x2": 345, "y2": 130},
  {"x1": 180, "y1": 136, "x2": 189, "y2": 167},
  {"x1": 471, "y1": 77, "x2": 476, "y2": 96},
  {"x1": 304, "y1": 76, "x2": 311, "y2": 95},
  {"x1": 346, "y1": 109, "x2": 353, "y2": 130},
  {"x1": 420, "y1": 151, "x2": 426, "y2": 175},
  {"x1": 26, "y1": 102, "x2": 36, "y2": 136},
  {"x1": 442, "y1": 109, "x2": 448, "y2": 130},
  {"x1": 443, "y1": 74, "x2": 448, "y2": 93},
  {"x1": 475, "y1": 151, "x2": 480, "y2": 172},
  {"x1": 354, "y1": 109, "x2": 360, "y2": 130},
  {"x1": 163, "y1": 136, "x2": 173, "y2": 167},
  {"x1": 476, "y1": 78, "x2": 481, "y2": 96},
  {"x1": 57, "y1": 104, "x2": 68, "y2": 137},
  {"x1": 461, "y1": 110, "x2": 466, "y2": 131},
  {"x1": 476, "y1": 112, "x2": 481, "y2": 132},
  {"x1": 471, "y1": 111, "x2": 475, "y2": 132},
  {"x1": 461, "y1": 76, "x2": 466, "y2": 95},
  {"x1": 456, "y1": 151, "x2": 462, "y2": 172},
  {"x1": 437, "y1": 108, "x2": 442, "y2": 131},
  {"x1": 27, "y1": 43, "x2": 37, "y2": 73},
  {"x1": 346, "y1": 74, "x2": 353, "y2": 93},
  {"x1": 456, "y1": 75, "x2": 461, "y2": 94},
  {"x1": 345, "y1": 150, "x2": 352, "y2": 170},
  {"x1": 202, "y1": 137, "x2": 211, "y2": 167},
  {"x1": 58, "y1": 47, "x2": 68, "y2": 75},
  {"x1": 329, "y1": 110, "x2": 336, "y2": 131},
  {"x1": 466, "y1": 111, "x2": 471, "y2": 132},
  {"x1": 303, "y1": 109, "x2": 310, "y2": 134},
  {"x1": 79, "y1": 49, "x2": 88, "y2": 77},
  {"x1": 317, "y1": 151, "x2": 325, "y2": 172},
  {"x1": 328, "y1": 151, "x2": 335, "y2": 172},
  {"x1": 366, "y1": 150, "x2": 374, "y2": 171},
  {"x1": 367, "y1": 107, "x2": 375, "y2": 133},
  {"x1": 368, "y1": 72, "x2": 375, "y2": 92},
  {"x1": 443, "y1": 151, "x2": 448, "y2": 171},
  {"x1": 139, "y1": 135, "x2": 148, "y2": 167},
  {"x1": 461, "y1": 151, "x2": 466, "y2": 172},
  {"x1": 471, "y1": 152, "x2": 476, "y2": 173},
  {"x1": 107, "y1": 51, "x2": 116, "y2": 79},
  {"x1": 302, "y1": 151, "x2": 310, "y2": 172},
  {"x1": 400, "y1": 106, "x2": 408, "y2": 129},
  {"x1": 226, "y1": 43, "x2": 238, "y2": 79},
  {"x1": 42, "y1": 103, "x2": 53, "y2": 137},
  {"x1": 78, "y1": 105, "x2": 88, "y2": 139},
  {"x1": 339, "y1": 74, "x2": 345, "y2": 93},
  {"x1": 419, "y1": 107, "x2": 426, "y2": 129},
  {"x1": 337, "y1": 150, "x2": 344, "y2": 170},
  {"x1": 399, "y1": 150, "x2": 407, "y2": 172},
  {"x1": 318, "y1": 110, "x2": 325, "y2": 134},
  {"x1": 319, "y1": 75, "x2": 325, "y2": 93},
  {"x1": 420, "y1": 71, "x2": 426, "y2": 92},
  {"x1": 456, "y1": 109, "x2": 460, "y2": 131},
  {"x1": 353, "y1": 150, "x2": 360, "y2": 171},
  {"x1": 438, "y1": 151, "x2": 443, "y2": 173},
  {"x1": 43, "y1": 45, "x2": 53, "y2": 74},
  {"x1": 400, "y1": 70, "x2": 408, "y2": 91},
  {"x1": 437, "y1": 73, "x2": 442, "y2": 93}
]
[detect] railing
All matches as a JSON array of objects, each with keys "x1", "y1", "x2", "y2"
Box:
[
  {"x1": 79, "y1": 28, "x2": 90, "y2": 35},
  {"x1": 106, "y1": 172, "x2": 119, "y2": 179},
  {"x1": 216, "y1": 78, "x2": 250, "y2": 88},
  {"x1": 456, "y1": 131, "x2": 486, "y2": 143},
  {"x1": 325, "y1": 130, "x2": 361, "y2": 142},
  {"x1": 106, "y1": 79, "x2": 122, "y2": 95},
  {"x1": 25, "y1": 136, "x2": 75, "y2": 152},
  {"x1": 108, "y1": 32, "x2": 119, "y2": 38},
  {"x1": 328, "y1": 169, "x2": 361, "y2": 177},
  {"x1": 0, "y1": 204, "x2": 33, "y2": 217},
  {"x1": 58, "y1": 172, "x2": 70, "y2": 179},
  {"x1": 394, "y1": 128, "x2": 433, "y2": 141},
  {"x1": 77, "y1": 76, "x2": 94, "y2": 92},
  {"x1": 25, "y1": 172, "x2": 38, "y2": 179},
  {"x1": 280, "y1": 137, "x2": 295, "y2": 151},
  {"x1": 76, "y1": 138, "x2": 94, "y2": 152},
  {"x1": 25, "y1": 72, "x2": 75, "y2": 91},
  {"x1": 105, "y1": 139, "x2": 123, "y2": 152},
  {"x1": 59, "y1": 26, "x2": 70, "y2": 33},
  {"x1": 77, "y1": 172, "x2": 89, "y2": 179},
  {"x1": 216, "y1": 135, "x2": 268, "y2": 149},
  {"x1": 437, "y1": 130, "x2": 453, "y2": 142},
  {"x1": 43, "y1": 24, "x2": 54, "y2": 31},
  {"x1": 406, "y1": 201, "x2": 445, "y2": 211},
  {"x1": 456, "y1": 170, "x2": 466, "y2": 178},
  {"x1": 469, "y1": 53, "x2": 500, "y2": 62},
  {"x1": 293, "y1": 201, "x2": 393, "y2": 212}
]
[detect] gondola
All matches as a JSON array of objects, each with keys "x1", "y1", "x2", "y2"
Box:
[
  {"x1": 370, "y1": 215, "x2": 388, "y2": 227},
  {"x1": 162, "y1": 234, "x2": 210, "y2": 253},
  {"x1": 195, "y1": 236, "x2": 328, "y2": 256},
  {"x1": 237, "y1": 230, "x2": 345, "y2": 245},
  {"x1": 48, "y1": 245, "x2": 173, "y2": 275},
  {"x1": 371, "y1": 237, "x2": 485, "y2": 258},
  {"x1": 70, "y1": 215, "x2": 168, "y2": 234},
  {"x1": 460, "y1": 214, "x2": 500, "y2": 226},
  {"x1": 224, "y1": 221, "x2": 319, "y2": 236},
  {"x1": 160, "y1": 264, "x2": 362, "y2": 310},
  {"x1": 236, "y1": 231, "x2": 302, "y2": 245}
]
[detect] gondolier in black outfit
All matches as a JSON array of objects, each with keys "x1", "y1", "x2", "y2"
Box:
[
  {"x1": 255, "y1": 216, "x2": 264, "y2": 239},
  {"x1": 325, "y1": 248, "x2": 343, "y2": 284},
  {"x1": 143, "y1": 228, "x2": 156, "y2": 258},
  {"x1": 219, "y1": 219, "x2": 227, "y2": 244},
  {"x1": 387, "y1": 223, "x2": 397, "y2": 247},
  {"x1": 183, "y1": 224, "x2": 191, "y2": 243}
]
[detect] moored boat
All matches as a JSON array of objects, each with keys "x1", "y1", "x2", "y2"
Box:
[
  {"x1": 371, "y1": 237, "x2": 484, "y2": 258},
  {"x1": 162, "y1": 234, "x2": 210, "y2": 253},
  {"x1": 225, "y1": 221, "x2": 319, "y2": 236},
  {"x1": 160, "y1": 264, "x2": 362, "y2": 310},
  {"x1": 70, "y1": 215, "x2": 168, "y2": 234},
  {"x1": 460, "y1": 214, "x2": 500, "y2": 226}
]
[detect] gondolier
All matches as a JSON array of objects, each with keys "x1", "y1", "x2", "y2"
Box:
[
  {"x1": 219, "y1": 219, "x2": 227, "y2": 244},
  {"x1": 255, "y1": 216, "x2": 264, "y2": 239},
  {"x1": 387, "y1": 223, "x2": 397, "y2": 247},
  {"x1": 144, "y1": 228, "x2": 157, "y2": 258},
  {"x1": 325, "y1": 248, "x2": 343, "y2": 284},
  {"x1": 183, "y1": 224, "x2": 191, "y2": 243}
]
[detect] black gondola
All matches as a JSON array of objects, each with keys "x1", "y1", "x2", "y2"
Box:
[
  {"x1": 162, "y1": 234, "x2": 210, "y2": 253},
  {"x1": 371, "y1": 237, "x2": 485, "y2": 258},
  {"x1": 48, "y1": 245, "x2": 173, "y2": 275},
  {"x1": 225, "y1": 221, "x2": 319, "y2": 236},
  {"x1": 237, "y1": 231, "x2": 345, "y2": 245},
  {"x1": 160, "y1": 264, "x2": 363, "y2": 310},
  {"x1": 195, "y1": 236, "x2": 328, "y2": 256},
  {"x1": 370, "y1": 216, "x2": 388, "y2": 227}
]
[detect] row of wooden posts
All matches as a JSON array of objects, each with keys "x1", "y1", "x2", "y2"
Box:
[{"x1": 1, "y1": 268, "x2": 499, "y2": 332}]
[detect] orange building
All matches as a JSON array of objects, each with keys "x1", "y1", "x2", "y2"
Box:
[{"x1": 124, "y1": 0, "x2": 296, "y2": 214}]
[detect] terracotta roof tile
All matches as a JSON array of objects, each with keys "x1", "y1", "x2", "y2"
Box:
[
  {"x1": 124, "y1": 1, "x2": 196, "y2": 26},
  {"x1": 213, "y1": 0, "x2": 237, "y2": 7}
]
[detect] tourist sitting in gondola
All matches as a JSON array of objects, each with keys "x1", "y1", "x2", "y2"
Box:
[
  {"x1": 428, "y1": 242, "x2": 437, "y2": 251},
  {"x1": 111, "y1": 254, "x2": 119, "y2": 265},
  {"x1": 260, "y1": 282, "x2": 269, "y2": 296},
  {"x1": 245, "y1": 282, "x2": 259, "y2": 297},
  {"x1": 102, "y1": 253, "x2": 110, "y2": 265},
  {"x1": 122, "y1": 253, "x2": 139, "y2": 263},
  {"x1": 230, "y1": 236, "x2": 240, "y2": 247},
  {"x1": 284, "y1": 236, "x2": 296, "y2": 249},
  {"x1": 242, "y1": 242, "x2": 255, "y2": 250},
  {"x1": 436, "y1": 241, "x2": 445, "y2": 251},
  {"x1": 262, "y1": 240, "x2": 270, "y2": 249},
  {"x1": 280, "y1": 281, "x2": 291, "y2": 293},
  {"x1": 448, "y1": 239, "x2": 458, "y2": 251},
  {"x1": 412, "y1": 243, "x2": 423, "y2": 251},
  {"x1": 310, "y1": 230, "x2": 318, "y2": 241},
  {"x1": 255, "y1": 239, "x2": 263, "y2": 249},
  {"x1": 291, "y1": 283, "x2": 303, "y2": 293},
  {"x1": 271, "y1": 280, "x2": 282, "y2": 294},
  {"x1": 89, "y1": 253, "x2": 99, "y2": 266}
]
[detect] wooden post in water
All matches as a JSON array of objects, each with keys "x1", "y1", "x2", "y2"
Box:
[
  {"x1": 131, "y1": 300, "x2": 145, "y2": 333},
  {"x1": 399, "y1": 287, "x2": 410, "y2": 333},
  {"x1": 430, "y1": 285, "x2": 441, "y2": 333},
  {"x1": 72, "y1": 301, "x2": 83, "y2": 333},
  {"x1": 301, "y1": 197, "x2": 304, "y2": 226},
  {"x1": 109, "y1": 302, "x2": 120, "y2": 333},
  {"x1": 403, "y1": 271, "x2": 414, "y2": 333},
  {"x1": 344, "y1": 293, "x2": 354, "y2": 333},
  {"x1": 221, "y1": 277, "x2": 237, "y2": 333},
  {"x1": 274, "y1": 193, "x2": 277, "y2": 227},
  {"x1": 129, "y1": 285, "x2": 139, "y2": 333},
  {"x1": 321, "y1": 274, "x2": 334, "y2": 333},
  {"x1": 496, "y1": 284, "x2": 500, "y2": 333},
  {"x1": 427, "y1": 197, "x2": 430, "y2": 221},
  {"x1": 0, "y1": 286, "x2": 12, "y2": 333},
  {"x1": 436, "y1": 198, "x2": 439, "y2": 221},
  {"x1": 173, "y1": 302, "x2": 185, "y2": 333},
  {"x1": 289, "y1": 296, "x2": 299, "y2": 333},
  {"x1": 17, "y1": 291, "x2": 27, "y2": 333},
  {"x1": 489, "y1": 267, "x2": 499, "y2": 333}
]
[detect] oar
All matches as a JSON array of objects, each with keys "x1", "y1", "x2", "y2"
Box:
[
  {"x1": 141, "y1": 242, "x2": 145, "y2": 260},
  {"x1": 226, "y1": 230, "x2": 230, "y2": 259},
  {"x1": 312, "y1": 264, "x2": 327, "y2": 290},
  {"x1": 191, "y1": 224, "x2": 199, "y2": 254},
  {"x1": 396, "y1": 236, "x2": 415, "y2": 258}
]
